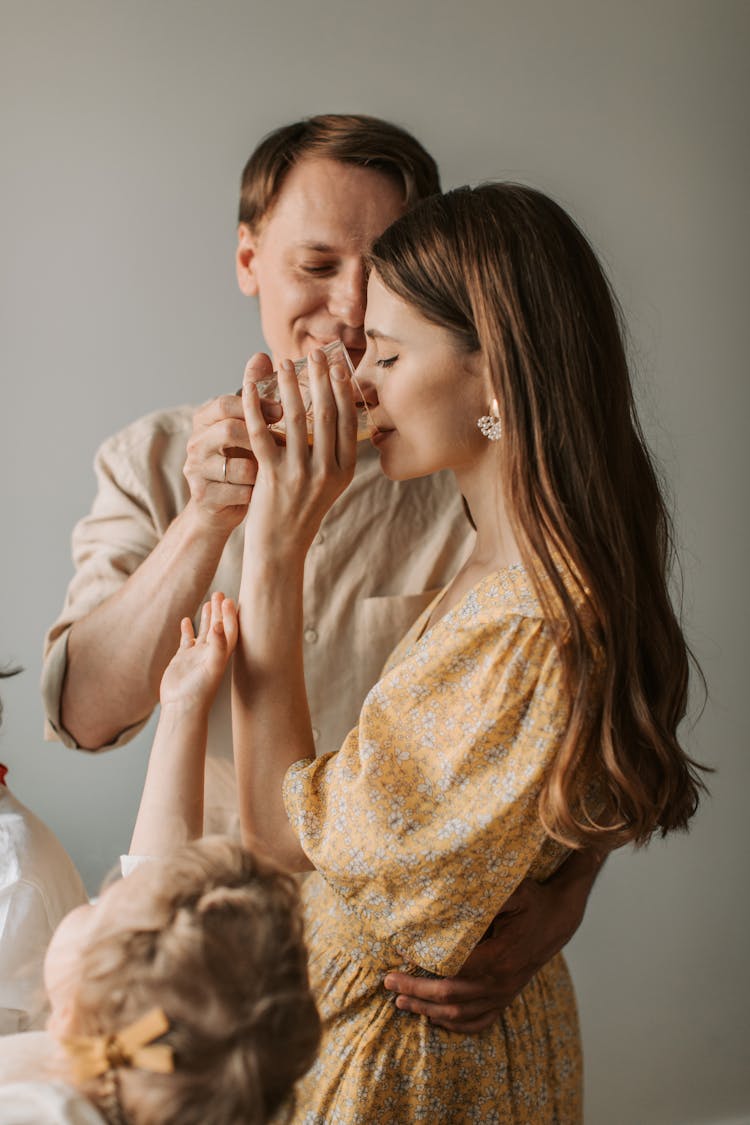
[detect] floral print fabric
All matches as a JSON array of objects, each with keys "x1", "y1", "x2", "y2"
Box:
[{"x1": 281, "y1": 567, "x2": 589, "y2": 1123}]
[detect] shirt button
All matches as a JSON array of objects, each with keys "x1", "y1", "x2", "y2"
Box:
[{"x1": 304, "y1": 628, "x2": 318, "y2": 644}]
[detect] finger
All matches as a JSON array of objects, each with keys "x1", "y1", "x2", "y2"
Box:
[
  {"x1": 243, "y1": 351, "x2": 274, "y2": 384},
  {"x1": 308, "y1": 348, "x2": 338, "y2": 468},
  {"x1": 429, "y1": 1010, "x2": 501, "y2": 1034},
  {"x1": 193, "y1": 394, "x2": 248, "y2": 427},
  {"x1": 215, "y1": 452, "x2": 258, "y2": 487},
  {"x1": 242, "y1": 379, "x2": 281, "y2": 466},
  {"x1": 394, "y1": 991, "x2": 501, "y2": 1023},
  {"x1": 237, "y1": 355, "x2": 283, "y2": 423},
  {"x1": 384, "y1": 972, "x2": 488, "y2": 1002},
  {"x1": 196, "y1": 600, "x2": 211, "y2": 643},
  {"x1": 276, "y1": 357, "x2": 309, "y2": 463},
  {"x1": 179, "y1": 617, "x2": 196, "y2": 648},
  {"x1": 330, "y1": 361, "x2": 357, "y2": 473},
  {"x1": 220, "y1": 598, "x2": 238, "y2": 653},
  {"x1": 209, "y1": 591, "x2": 225, "y2": 638},
  {"x1": 187, "y1": 419, "x2": 253, "y2": 468},
  {"x1": 386, "y1": 972, "x2": 499, "y2": 1008}
]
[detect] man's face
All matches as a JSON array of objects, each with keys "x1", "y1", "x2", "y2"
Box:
[{"x1": 236, "y1": 156, "x2": 406, "y2": 368}]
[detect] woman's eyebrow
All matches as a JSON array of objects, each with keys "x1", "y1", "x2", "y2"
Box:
[{"x1": 365, "y1": 328, "x2": 401, "y2": 343}]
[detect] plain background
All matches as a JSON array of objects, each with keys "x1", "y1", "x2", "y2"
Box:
[{"x1": 1, "y1": 2, "x2": 748, "y2": 1122}]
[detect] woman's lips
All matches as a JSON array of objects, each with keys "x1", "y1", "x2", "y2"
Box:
[{"x1": 371, "y1": 429, "x2": 394, "y2": 447}]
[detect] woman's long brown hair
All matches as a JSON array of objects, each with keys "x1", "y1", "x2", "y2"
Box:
[{"x1": 370, "y1": 184, "x2": 706, "y2": 848}]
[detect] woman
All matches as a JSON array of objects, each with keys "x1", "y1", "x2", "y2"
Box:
[{"x1": 232, "y1": 184, "x2": 705, "y2": 1123}]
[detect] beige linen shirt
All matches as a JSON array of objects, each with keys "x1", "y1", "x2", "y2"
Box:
[{"x1": 42, "y1": 405, "x2": 473, "y2": 833}]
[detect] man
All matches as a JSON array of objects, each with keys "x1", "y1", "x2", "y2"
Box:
[{"x1": 42, "y1": 115, "x2": 604, "y2": 1031}]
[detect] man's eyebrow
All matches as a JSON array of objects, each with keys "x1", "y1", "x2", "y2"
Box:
[{"x1": 296, "y1": 241, "x2": 336, "y2": 252}]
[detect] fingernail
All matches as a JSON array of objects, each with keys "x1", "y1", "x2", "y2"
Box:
[
  {"x1": 311, "y1": 348, "x2": 325, "y2": 363},
  {"x1": 383, "y1": 975, "x2": 395, "y2": 990},
  {"x1": 281, "y1": 358, "x2": 295, "y2": 373},
  {"x1": 330, "y1": 363, "x2": 348, "y2": 381}
]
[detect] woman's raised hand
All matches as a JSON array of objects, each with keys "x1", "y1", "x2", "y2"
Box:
[
  {"x1": 241, "y1": 348, "x2": 357, "y2": 563},
  {"x1": 159, "y1": 591, "x2": 238, "y2": 712}
]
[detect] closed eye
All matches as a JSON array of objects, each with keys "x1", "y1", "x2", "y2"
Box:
[
  {"x1": 301, "y1": 264, "x2": 336, "y2": 276},
  {"x1": 376, "y1": 355, "x2": 398, "y2": 368}
]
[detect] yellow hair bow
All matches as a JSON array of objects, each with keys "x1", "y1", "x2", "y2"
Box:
[{"x1": 63, "y1": 1007, "x2": 174, "y2": 1082}]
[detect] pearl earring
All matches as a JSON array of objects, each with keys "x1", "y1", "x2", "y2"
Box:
[{"x1": 477, "y1": 398, "x2": 502, "y2": 441}]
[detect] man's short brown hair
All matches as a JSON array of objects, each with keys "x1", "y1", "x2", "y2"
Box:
[{"x1": 238, "y1": 113, "x2": 441, "y2": 229}]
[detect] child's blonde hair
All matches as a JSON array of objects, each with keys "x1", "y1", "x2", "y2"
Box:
[{"x1": 68, "y1": 837, "x2": 319, "y2": 1124}]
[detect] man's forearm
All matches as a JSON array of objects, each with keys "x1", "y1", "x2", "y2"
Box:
[
  {"x1": 550, "y1": 844, "x2": 608, "y2": 893},
  {"x1": 61, "y1": 504, "x2": 230, "y2": 749},
  {"x1": 540, "y1": 844, "x2": 609, "y2": 952}
]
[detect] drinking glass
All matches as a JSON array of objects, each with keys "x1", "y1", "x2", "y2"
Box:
[{"x1": 244, "y1": 340, "x2": 375, "y2": 444}]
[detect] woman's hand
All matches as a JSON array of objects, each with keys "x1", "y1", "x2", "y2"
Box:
[
  {"x1": 231, "y1": 348, "x2": 355, "y2": 869},
  {"x1": 159, "y1": 591, "x2": 238, "y2": 714},
  {"x1": 240, "y1": 348, "x2": 357, "y2": 565}
]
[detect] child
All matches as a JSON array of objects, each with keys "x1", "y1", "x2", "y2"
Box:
[
  {"x1": 0, "y1": 595, "x2": 319, "y2": 1124},
  {"x1": 0, "y1": 666, "x2": 87, "y2": 1034}
]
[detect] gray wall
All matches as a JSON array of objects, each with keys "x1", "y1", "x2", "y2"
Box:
[{"x1": 1, "y1": 2, "x2": 747, "y2": 1122}]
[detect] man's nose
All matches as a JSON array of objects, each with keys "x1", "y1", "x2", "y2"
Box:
[{"x1": 328, "y1": 264, "x2": 366, "y2": 326}]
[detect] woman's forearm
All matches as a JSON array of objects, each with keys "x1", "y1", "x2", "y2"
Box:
[
  {"x1": 232, "y1": 555, "x2": 314, "y2": 870},
  {"x1": 232, "y1": 352, "x2": 356, "y2": 869}
]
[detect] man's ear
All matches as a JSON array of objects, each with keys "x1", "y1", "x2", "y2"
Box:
[{"x1": 236, "y1": 223, "x2": 259, "y2": 297}]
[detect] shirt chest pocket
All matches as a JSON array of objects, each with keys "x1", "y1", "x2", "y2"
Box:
[{"x1": 352, "y1": 589, "x2": 442, "y2": 705}]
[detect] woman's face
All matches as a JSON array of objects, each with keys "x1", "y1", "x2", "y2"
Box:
[
  {"x1": 44, "y1": 866, "x2": 158, "y2": 1037},
  {"x1": 360, "y1": 272, "x2": 490, "y2": 482}
]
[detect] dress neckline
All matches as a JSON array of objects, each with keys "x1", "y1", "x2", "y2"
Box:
[{"x1": 413, "y1": 562, "x2": 529, "y2": 644}]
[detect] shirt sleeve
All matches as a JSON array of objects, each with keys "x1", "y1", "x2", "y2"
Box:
[
  {"x1": 0, "y1": 881, "x2": 54, "y2": 1030},
  {"x1": 119, "y1": 855, "x2": 153, "y2": 877},
  {"x1": 0, "y1": 1080, "x2": 107, "y2": 1124},
  {"x1": 41, "y1": 410, "x2": 192, "y2": 749},
  {"x1": 284, "y1": 613, "x2": 576, "y2": 977}
]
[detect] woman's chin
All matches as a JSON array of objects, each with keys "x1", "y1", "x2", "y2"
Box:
[{"x1": 377, "y1": 456, "x2": 431, "y2": 484}]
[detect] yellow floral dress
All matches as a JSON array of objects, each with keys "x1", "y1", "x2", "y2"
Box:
[{"x1": 281, "y1": 566, "x2": 594, "y2": 1124}]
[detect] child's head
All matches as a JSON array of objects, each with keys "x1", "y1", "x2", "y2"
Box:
[{"x1": 45, "y1": 837, "x2": 319, "y2": 1124}]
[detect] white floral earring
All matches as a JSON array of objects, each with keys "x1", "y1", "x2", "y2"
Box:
[{"x1": 477, "y1": 398, "x2": 502, "y2": 441}]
